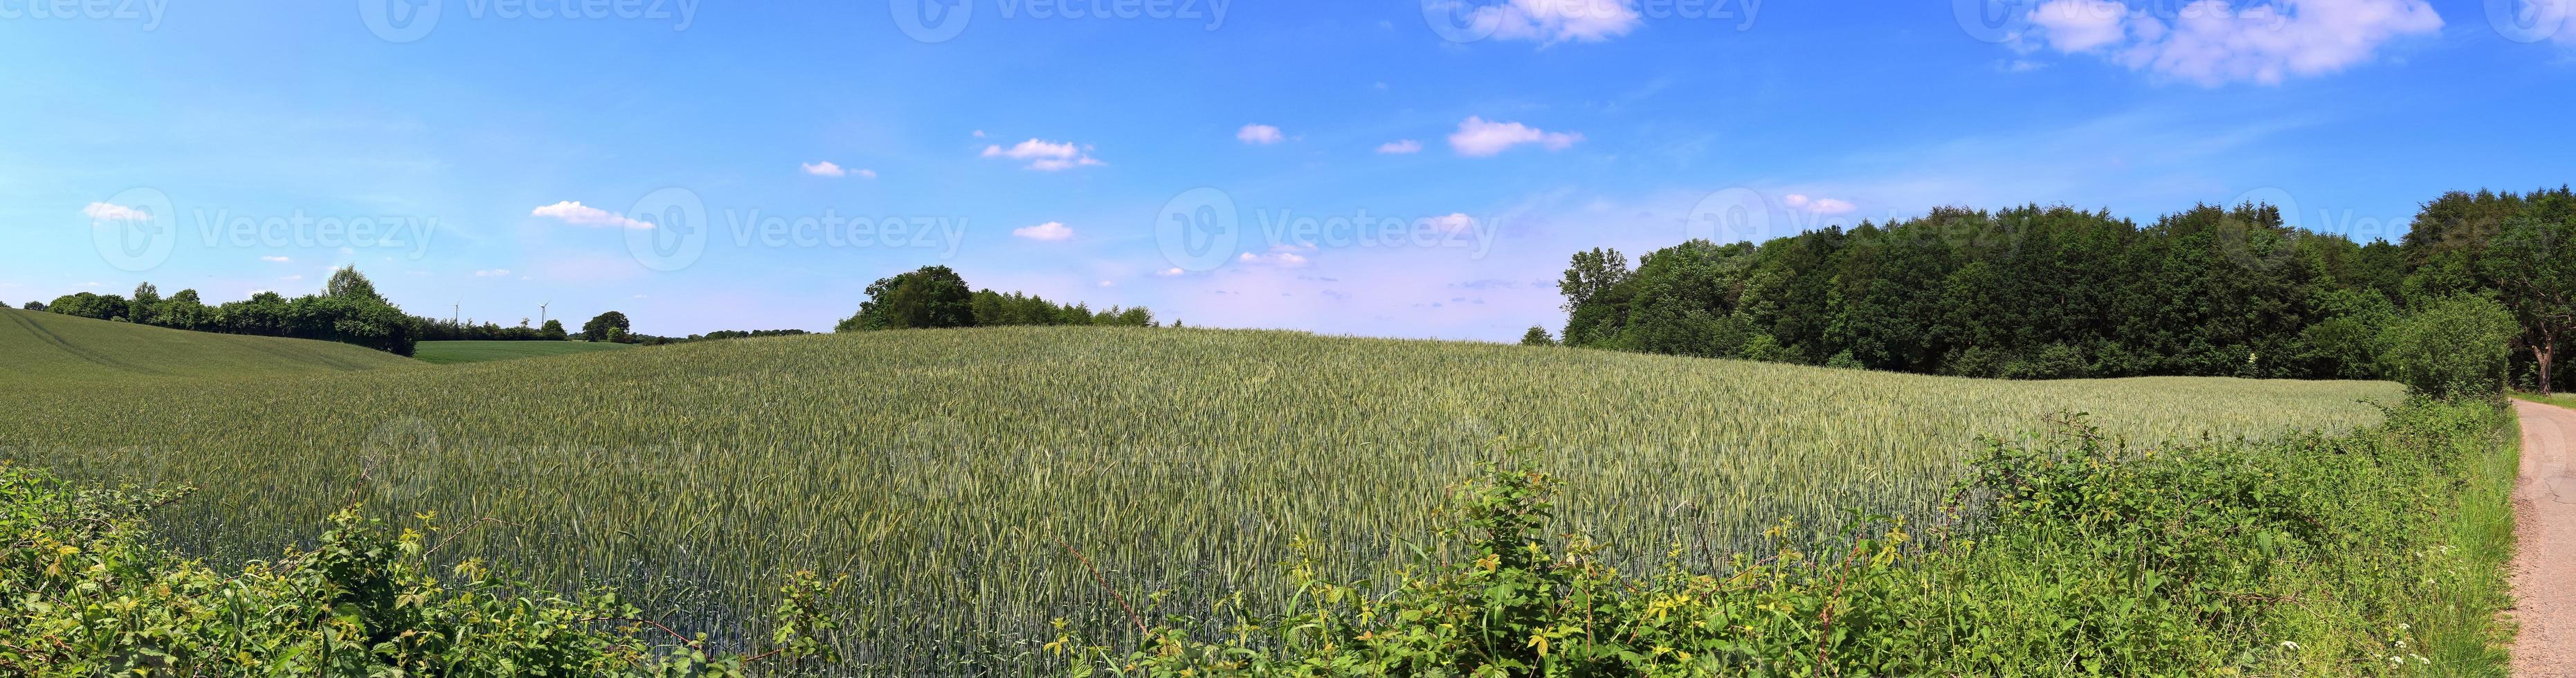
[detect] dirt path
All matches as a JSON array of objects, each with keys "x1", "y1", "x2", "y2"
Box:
[{"x1": 2514, "y1": 399, "x2": 2576, "y2": 676}]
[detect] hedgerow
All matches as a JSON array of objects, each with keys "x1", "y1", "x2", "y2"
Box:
[
  {"x1": 1060, "y1": 398, "x2": 2516, "y2": 676},
  {"x1": 0, "y1": 463, "x2": 842, "y2": 677}
]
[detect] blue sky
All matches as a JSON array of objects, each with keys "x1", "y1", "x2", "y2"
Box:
[{"x1": 3, "y1": 0, "x2": 2573, "y2": 340}]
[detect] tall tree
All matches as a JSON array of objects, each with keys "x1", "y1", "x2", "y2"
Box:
[
  {"x1": 838, "y1": 266, "x2": 974, "y2": 331},
  {"x1": 583, "y1": 311, "x2": 633, "y2": 342},
  {"x1": 2484, "y1": 216, "x2": 2576, "y2": 394},
  {"x1": 325, "y1": 266, "x2": 384, "y2": 302}
]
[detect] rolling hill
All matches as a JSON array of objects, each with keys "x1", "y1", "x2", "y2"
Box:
[
  {"x1": 412, "y1": 340, "x2": 636, "y2": 365},
  {"x1": 0, "y1": 324, "x2": 2404, "y2": 672},
  {"x1": 0, "y1": 307, "x2": 416, "y2": 383}
]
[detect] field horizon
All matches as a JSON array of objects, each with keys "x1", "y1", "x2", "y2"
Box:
[{"x1": 0, "y1": 310, "x2": 2406, "y2": 671}]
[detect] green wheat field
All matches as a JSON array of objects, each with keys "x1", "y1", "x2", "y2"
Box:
[{"x1": 0, "y1": 308, "x2": 2403, "y2": 672}]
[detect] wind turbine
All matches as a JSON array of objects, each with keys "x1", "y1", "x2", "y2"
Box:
[{"x1": 540, "y1": 300, "x2": 550, "y2": 326}]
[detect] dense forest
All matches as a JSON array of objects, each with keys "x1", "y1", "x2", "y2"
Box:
[{"x1": 1547, "y1": 188, "x2": 2575, "y2": 393}]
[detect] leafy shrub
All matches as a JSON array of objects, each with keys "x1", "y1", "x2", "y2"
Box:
[
  {"x1": 1062, "y1": 399, "x2": 2514, "y2": 675},
  {"x1": 2380, "y1": 295, "x2": 2520, "y2": 398},
  {"x1": 0, "y1": 462, "x2": 841, "y2": 677}
]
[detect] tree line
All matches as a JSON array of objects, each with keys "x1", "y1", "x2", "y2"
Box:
[
  {"x1": 14, "y1": 264, "x2": 1154, "y2": 356},
  {"x1": 26, "y1": 268, "x2": 422, "y2": 355},
  {"x1": 1537, "y1": 187, "x2": 2576, "y2": 394},
  {"x1": 835, "y1": 265, "x2": 1157, "y2": 331}
]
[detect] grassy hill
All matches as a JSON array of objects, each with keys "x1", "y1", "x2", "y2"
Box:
[
  {"x1": 0, "y1": 324, "x2": 2403, "y2": 672},
  {"x1": 413, "y1": 340, "x2": 635, "y2": 365},
  {"x1": 0, "y1": 307, "x2": 415, "y2": 383}
]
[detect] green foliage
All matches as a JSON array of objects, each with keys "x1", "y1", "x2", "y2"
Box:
[
  {"x1": 0, "y1": 325, "x2": 2403, "y2": 674},
  {"x1": 584, "y1": 311, "x2": 634, "y2": 342},
  {"x1": 541, "y1": 318, "x2": 570, "y2": 340},
  {"x1": 1555, "y1": 191, "x2": 2576, "y2": 389},
  {"x1": 1518, "y1": 326, "x2": 1554, "y2": 347},
  {"x1": 39, "y1": 269, "x2": 421, "y2": 355},
  {"x1": 2379, "y1": 295, "x2": 2519, "y2": 399},
  {"x1": 0, "y1": 461, "x2": 844, "y2": 676},
  {"x1": 1067, "y1": 399, "x2": 2515, "y2": 676},
  {"x1": 841, "y1": 266, "x2": 976, "y2": 331},
  {"x1": 2480, "y1": 213, "x2": 2576, "y2": 394}
]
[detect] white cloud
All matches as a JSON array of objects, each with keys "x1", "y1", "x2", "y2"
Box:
[
  {"x1": 281, "y1": 275, "x2": 304, "y2": 282},
  {"x1": 473, "y1": 268, "x2": 511, "y2": 277},
  {"x1": 981, "y1": 138, "x2": 1104, "y2": 171},
  {"x1": 633, "y1": 294, "x2": 648, "y2": 299},
  {"x1": 1157, "y1": 267, "x2": 1186, "y2": 276},
  {"x1": 260, "y1": 255, "x2": 292, "y2": 263},
  {"x1": 1449, "y1": 117, "x2": 1583, "y2": 157},
  {"x1": 855, "y1": 168, "x2": 878, "y2": 179},
  {"x1": 1237, "y1": 124, "x2": 1286, "y2": 145},
  {"x1": 82, "y1": 202, "x2": 152, "y2": 221},
  {"x1": 530, "y1": 201, "x2": 652, "y2": 230},
  {"x1": 1231, "y1": 253, "x2": 1308, "y2": 268},
  {"x1": 2020, "y1": 0, "x2": 2443, "y2": 86},
  {"x1": 801, "y1": 161, "x2": 846, "y2": 177},
  {"x1": 1377, "y1": 139, "x2": 1424, "y2": 154},
  {"x1": 1442, "y1": 0, "x2": 1644, "y2": 44},
  {"x1": 1013, "y1": 221, "x2": 1075, "y2": 241},
  {"x1": 1098, "y1": 280, "x2": 1116, "y2": 287},
  {"x1": 1783, "y1": 194, "x2": 1858, "y2": 215},
  {"x1": 1425, "y1": 212, "x2": 1480, "y2": 233},
  {"x1": 2030, "y1": 0, "x2": 2131, "y2": 51}
]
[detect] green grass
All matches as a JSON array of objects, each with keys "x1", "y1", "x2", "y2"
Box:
[
  {"x1": 0, "y1": 307, "x2": 414, "y2": 383},
  {"x1": 2510, "y1": 390, "x2": 2576, "y2": 410},
  {"x1": 413, "y1": 340, "x2": 635, "y2": 365},
  {"x1": 0, "y1": 323, "x2": 2406, "y2": 673}
]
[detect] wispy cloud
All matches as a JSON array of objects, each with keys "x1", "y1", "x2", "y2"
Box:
[
  {"x1": 981, "y1": 138, "x2": 1104, "y2": 171},
  {"x1": 530, "y1": 201, "x2": 651, "y2": 230},
  {"x1": 1449, "y1": 117, "x2": 1582, "y2": 157},
  {"x1": 1013, "y1": 221, "x2": 1075, "y2": 241},
  {"x1": 1237, "y1": 124, "x2": 1286, "y2": 145},
  {"x1": 1377, "y1": 139, "x2": 1424, "y2": 154},
  {"x1": 2017, "y1": 0, "x2": 2443, "y2": 86},
  {"x1": 82, "y1": 202, "x2": 152, "y2": 221}
]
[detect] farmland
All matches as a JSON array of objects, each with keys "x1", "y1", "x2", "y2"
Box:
[
  {"x1": 0, "y1": 311, "x2": 2404, "y2": 672},
  {"x1": 412, "y1": 339, "x2": 635, "y2": 365}
]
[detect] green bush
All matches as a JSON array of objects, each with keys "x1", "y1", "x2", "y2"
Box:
[
  {"x1": 1062, "y1": 399, "x2": 2516, "y2": 676},
  {"x1": 2380, "y1": 295, "x2": 2520, "y2": 399},
  {"x1": 0, "y1": 463, "x2": 842, "y2": 677}
]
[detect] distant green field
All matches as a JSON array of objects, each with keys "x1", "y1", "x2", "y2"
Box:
[
  {"x1": 413, "y1": 340, "x2": 635, "y2": 365},
  {"x1": 0, "y1": 322, "x2": 2406, "y2": 672},
  {"x1": 0, "y1": 308, "x2": 414, "y2": 382}
]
